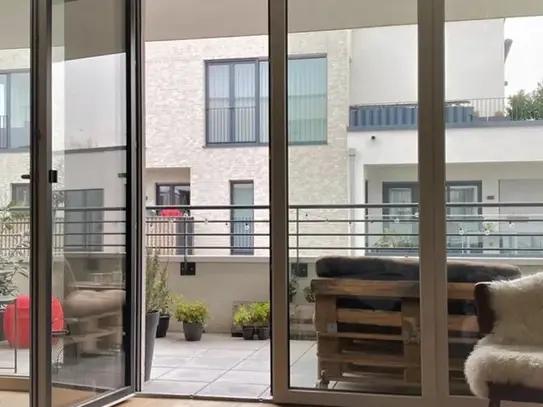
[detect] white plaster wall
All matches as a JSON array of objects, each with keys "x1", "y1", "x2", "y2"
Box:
[
  {"x1": 348, "y1": 123, "x2": 543, "y2": 166},
  {"x1": 349, "y1": 20, "x2": 505, "y2": 105}
]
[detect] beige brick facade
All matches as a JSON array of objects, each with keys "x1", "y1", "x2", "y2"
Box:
[{"x1": 146, "y1": 31, "x2": 351, "y2": 256}]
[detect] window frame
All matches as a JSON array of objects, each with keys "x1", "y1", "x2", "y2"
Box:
[
  {"x1": 381, "y1": 180, "x2": 483, "y2": 255},
  {"x1": 205, "y1": 54, "x2": 328, "y2": 146},
  {"x1": 229, "y1": 180, "x2": 255, "y2": 255},
  {"x1": 155, "y1": 183, "x2": 191, "y2": 207},
  {"x1": 11, "y1": 182, "x2": 30, "y2": 207}
]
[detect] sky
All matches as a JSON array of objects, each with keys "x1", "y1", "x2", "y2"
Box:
[{"x1": 504, "y1": 16, "x2": 543, "y2": 96}]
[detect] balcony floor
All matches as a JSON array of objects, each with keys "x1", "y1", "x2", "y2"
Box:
[{"x1": 145, "y1": 334, "x2": 318, "y2": 398}]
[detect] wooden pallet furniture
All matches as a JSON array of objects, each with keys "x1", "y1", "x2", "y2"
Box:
[
  {"x1": 61, "y1": 289, "x2": 124, "y2": 365},
  {"x1": 312, "y1": 278, "x2": 477, "y2": 392}
]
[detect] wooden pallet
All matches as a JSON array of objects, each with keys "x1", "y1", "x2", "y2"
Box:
[{"x1": 312, "y1": 278, "x2": 477, "y2": 391}]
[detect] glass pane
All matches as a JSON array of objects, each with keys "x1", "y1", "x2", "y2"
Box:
[
  {"x1": 9, "y1": 72, "x2": 30, "y2": 149},
  {"x1": 207, "y1": 64, "x2": 231, "y2": 144},
  {"x1": 234, "y1": 63, "x2": 256, "y2": 143},
  {"x1": 445, "y1": 5, "x2": 543, "y2": 397},
  {"x1": 287, "y1": 1, "x2": 421, "y2": 396},
  {"x1": 0, "y1": 2, "x2": 30, "y2": 405},
  {"x1": 51, "y1": 0, "x2": 128, "y2": 404}
]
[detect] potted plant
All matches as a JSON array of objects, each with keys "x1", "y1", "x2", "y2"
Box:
[
  {"x1": 154, "y1": 260, "x2": 174, "y2": 338},
  {"x1": 233, "y1": 304, "x2": 255, "y2": 340},
  {"x1": 144, "y1": 252, "x2": 162, "y2": 381},
  {"x1": 175, "y1": 300, "x2": 209, "y2": 341},
  {"x1": 303, "y1": 285, "x2": 315, "y2": 303},
  {"x1": 253, "y1": 301, "x2": 270, "y2": 340}
]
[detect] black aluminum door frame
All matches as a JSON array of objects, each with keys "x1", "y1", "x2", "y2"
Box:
[{"x1": 29, "y1": 0, "x2": 145, "y2": 404}]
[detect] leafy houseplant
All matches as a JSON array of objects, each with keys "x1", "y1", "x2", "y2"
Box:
[
  {"x1": 175, "y1": 300, "x2": 209, "y2": 341},
  {"x1": 289, "y1": 274, "x2": 299, "y2": 303},
  {"x1": 0, "y1": 205, "x2": 30, "y2": 342},
  {"x1": 154, "y1": 259, "x2": 173, "y2": 338},
  {"x1": 144, "y1": 252, "x2": 162, "y2": 381},
  {"x1": 233, "y1": 304, "x2": 254, "y2": 340},
  {"x1": 234, "y1": 302, "x2": 270, "y2": 340},
  {"x1": 303, "y1": 285, "x2": 315, "y2": 303},
  {"x1": 252, "y1": 301, "x2": 270, "y2": 340}
]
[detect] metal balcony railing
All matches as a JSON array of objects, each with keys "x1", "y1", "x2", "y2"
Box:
[
  {"x1": 349, "y1": 98, "x2": 538, "y2": 131},
  {"x1": 2, "y1": 203, "x2": 543, "y2": 259}
]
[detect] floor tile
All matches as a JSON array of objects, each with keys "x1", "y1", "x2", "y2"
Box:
[
  {"x1": 143, "y1": 379, "x2": 208, "y2": 395},
  {"x1": 161, "y1": 367, "x2": 227, "y2": 382},
  {"x1": 183, "y1": 357, "x2": 244, "y2": 370},
  {"x1": 197, "y1": 382, "x2": 269, "y2": 398},
  {"x1": 232, "y1": 359, "x2": 270, "y2": 372},
  {"x1": 152, "y1": 355, "x2": 192, "y2": 368},
  {"x1": 150, "y1": 367, "x2": 174, "y2": 379},
  {"x1": 199, "y1": 349, "x2": 256, "y2": 359},
  {"x1": 215, "y1": 370, "x2": 270, "y2": 386}
]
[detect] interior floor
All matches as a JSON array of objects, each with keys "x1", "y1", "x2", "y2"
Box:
[{"x1": 0, "y1": 392, "x2": 271, "y2": 407}]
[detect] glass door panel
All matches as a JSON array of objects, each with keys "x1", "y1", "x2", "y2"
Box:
[{"x1": 47, "y1": 0, "x2": 140, "y2": 405}]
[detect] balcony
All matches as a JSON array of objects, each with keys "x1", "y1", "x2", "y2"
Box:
[
  {"x1": 349, "y1": 98, "x2": 543, "y2": 131},
  {"x1": 2, "y1": 203, "x2": 543, "y2": 258},
  {"x1": 1, "y1": 203, "x2": 541, "y2": 397}
]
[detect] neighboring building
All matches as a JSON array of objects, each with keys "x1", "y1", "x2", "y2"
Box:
[{"x1": 0, "y1": 19, "x2": 543, "y2": 258}]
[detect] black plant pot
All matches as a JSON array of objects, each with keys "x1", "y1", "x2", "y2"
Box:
[
  {"x1": 183, "y1": 322, "x2": 203, "y2": 341},
  {"x1": 156, "y1": 314, "x2": 171, "y2": 338},
  {"x1": 144, "y1": 311, "x2": 160, "y2": 382},
  {"x1": 242, "y1": 326, "x2": 255, "y2": 340},
  {"x1": 257, "y1": 326, "x2": 270, "y2": 340}
]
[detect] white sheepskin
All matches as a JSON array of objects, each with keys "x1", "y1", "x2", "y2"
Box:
[{"x1": 465, "y1": 272, "x2": 543, "y2": 398}]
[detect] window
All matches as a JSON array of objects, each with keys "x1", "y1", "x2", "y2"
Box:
[
  {"x1": 0, "y1": 71, "x2": 30, "y2": 149},
  {"x1": 206, "y1": 56, "x2": 327, "y2": 145},
  {"x1": 64, "y1": 189, "x2": 104, "y2": 252},
  {"x1": 156, "y1": 184, "x2": 190, "y2": 206},
  {"x1": 230, "y1": 181, "x2": 254, "y2": 255},
  {"x1": 381, "y1": 181, "x2": 482, "y2": 254},
  {"x1": 11, "y1": 183, "x2": 29, "y2": 206}
]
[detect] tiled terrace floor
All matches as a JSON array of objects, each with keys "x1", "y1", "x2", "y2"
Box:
[{"x1": 144, "y1": 334, "x2": 319, "y2": 398}]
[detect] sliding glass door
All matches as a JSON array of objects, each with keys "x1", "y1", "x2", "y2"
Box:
[{"x1": 29, "y1": 0, "x2": 144, "y2": 405}]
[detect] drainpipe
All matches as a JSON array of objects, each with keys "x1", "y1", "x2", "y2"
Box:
[{"x1": 348, "y1": 148, "x2": 357, "y2": 256}]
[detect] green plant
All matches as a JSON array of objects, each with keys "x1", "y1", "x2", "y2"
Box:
[
  {"x1": 233, "y1": 304, "x2": 252, "y2": 327},
  {"x1": 145, "y1": 252, "x2": 162, "y2": 313},
  {"x1": 252, "y1": 301, "x2": 270, "y2": 326},
  {"x1": 153, "y1": 258, "x2": 173, "y2": 315},
  {"x1": 0, "y1": 204, "x2": 30, "y2": 297},
  {"x1": 175, "y1": 300, "x2": 209, "y2": 324},
  {"x1": 303, "y1": 285, "x2": 315, "y2": 303},
  {"x1": 506, "y1": 82, "x2": 543, "y2": 120},
  {"x1": 288, "y1": 274, "x2": 299, "y2": 303}
]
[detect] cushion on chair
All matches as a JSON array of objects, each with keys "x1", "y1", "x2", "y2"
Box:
[{"x1": 465, "y1": 272, "x2": 543, "y2": 398}]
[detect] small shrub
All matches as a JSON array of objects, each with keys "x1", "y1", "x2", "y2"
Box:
[
  {"x1": 175, "y1": 300, "x2": 209, "y2": 324},
  {"x1": 233, "y1": 304, "x2": 252, "y2": 327},
  {"x1": 252, "y1": 301, "x2": 270, "y2": 326},
  {"x1": 303, "y1": 286, "x2": 315, "y2": 303}
]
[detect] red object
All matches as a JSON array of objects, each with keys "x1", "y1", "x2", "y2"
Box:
[
  {"x1": 161, "y1": 209, "x2": 183, "y2": 217},
  {"x1": 3, "y1": 296, "x2": 64, "y2": 348}
]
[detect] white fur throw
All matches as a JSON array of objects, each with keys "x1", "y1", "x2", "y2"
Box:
[{"x1": 465, "y1": 272, "x2": 543, "y2": 397}]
